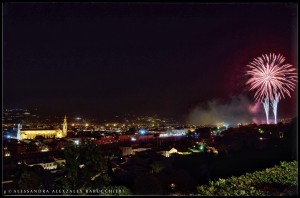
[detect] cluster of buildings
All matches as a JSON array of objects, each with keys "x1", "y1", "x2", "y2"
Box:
[
  {"x1": 3, "y1": 109, "x2": 38, "y2": 124},
  {"x1": 3, "y1": 110, "x2": 294, "y2": 186},
  {"x1": 2, "y1": 112, "x2": 230, "y2": 161}
]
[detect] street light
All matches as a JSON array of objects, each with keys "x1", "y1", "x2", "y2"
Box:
[{"x1": 170, "y1": 183, "x2": 176, "y2": 190}]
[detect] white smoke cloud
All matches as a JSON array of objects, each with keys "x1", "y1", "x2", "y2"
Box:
[{"x1": 187, "y1": 94, "x2": 263, "y2": 126}]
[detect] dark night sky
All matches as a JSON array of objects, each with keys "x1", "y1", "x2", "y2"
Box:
[{"x1": 3, "y1": 3, "x2": 298, "y2": 121}]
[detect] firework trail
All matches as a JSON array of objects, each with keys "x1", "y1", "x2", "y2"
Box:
[{"x1": 246, "y1": 53, "x2": 297, "y2": 124}]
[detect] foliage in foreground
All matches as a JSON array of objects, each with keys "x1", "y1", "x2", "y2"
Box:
[
  {"x1": 197, "y1": 161, "x2": 298, "y2": 196},
  {"x1": 53, "y1": 141, "x2": 131, "y2": 195},
  {"x1": 54, "y1": 141, "x2": 110, "y2": 191}
]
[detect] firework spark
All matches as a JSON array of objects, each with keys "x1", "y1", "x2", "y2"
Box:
[
  {"x1": 246, "y1": 53, "x2": 297, "y2": 124},
  {"x1": 246, "y1": 53, "x2": 297, "y2": 102}
]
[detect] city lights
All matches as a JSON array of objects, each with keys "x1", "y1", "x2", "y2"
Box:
[
  {"x1": 74, "y1": 139, "x2": 80, "y2": 145},
  {"x1": 258, "y1": 129, "x2": 264, "y2": 134},
  {"x1": 41, "y1": 147, "x2": 49, "y2": 152},
  {"x1": 130, "y1": 136, "x2": 136, "y2": 141},
  {"x1": 139, "y1": 129, "x2": 146, "y2": 135}
]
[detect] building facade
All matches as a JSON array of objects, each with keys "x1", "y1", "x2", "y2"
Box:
[{"x1": 17, "y1": 116, "x2": 67, "y2": 140}]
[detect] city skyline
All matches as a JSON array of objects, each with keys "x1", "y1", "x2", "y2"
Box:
[{"x1": 3, "y1": 3, "x2": 297, "y2": 122}]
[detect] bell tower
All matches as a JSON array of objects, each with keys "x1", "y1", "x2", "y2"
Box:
[
  {"x1": 62, "y1": 115, "x2": 67, "y2": 137},
  {"x1": 17, "y1": 123, "x2": 22, "y2": 140}
]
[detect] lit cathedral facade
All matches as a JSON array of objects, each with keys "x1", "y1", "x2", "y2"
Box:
[{"x1": 17, "y1": 116, "x2": 67, "y2": 140}]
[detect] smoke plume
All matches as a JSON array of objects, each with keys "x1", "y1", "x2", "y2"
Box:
[{"x1": 187, "y1": 94, "x2": 263, "y2": 126}]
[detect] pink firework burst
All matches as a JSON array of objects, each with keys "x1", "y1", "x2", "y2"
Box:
[{"x1": 246, "y1": 53, "x2": 298, "y2": 102}]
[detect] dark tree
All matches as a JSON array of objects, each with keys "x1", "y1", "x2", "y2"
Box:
[
  {"x1": 17, "y1": 169, "x2": 43, "y2": 189},
  {"x1": 54, "y1": 141, "x2": 111, "y2": 193}
]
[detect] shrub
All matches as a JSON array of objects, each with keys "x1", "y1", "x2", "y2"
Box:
[{"x1": 197, "y1": 161, "x2": 298, "y2": 196}]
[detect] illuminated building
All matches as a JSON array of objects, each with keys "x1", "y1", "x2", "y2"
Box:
[
  {"x1": 27, "y1": 158, "x2": 66, "y2": 170},
  {"x1": 162, "y1": 148, "x2": 178, "y2": 157},
  {"x1": 160, "y1": 147, "x2": 191, "y2": 157},
  {"x1": 94, "y1": 136, "x2": 116, "y2": 144},
  {"x1": 159, "y1": 129, "x2": 187, "y2": 138},
  {"x1": 120, "y1": 146, "x2": 151, "y2": 156},
  {"x1": 16, "y1": 116, "x2": 67, "y2": 140}
]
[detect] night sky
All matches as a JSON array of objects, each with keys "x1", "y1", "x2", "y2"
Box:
[{"x1": 3, "y1": 3, "x2": 298, "y2": 121}]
